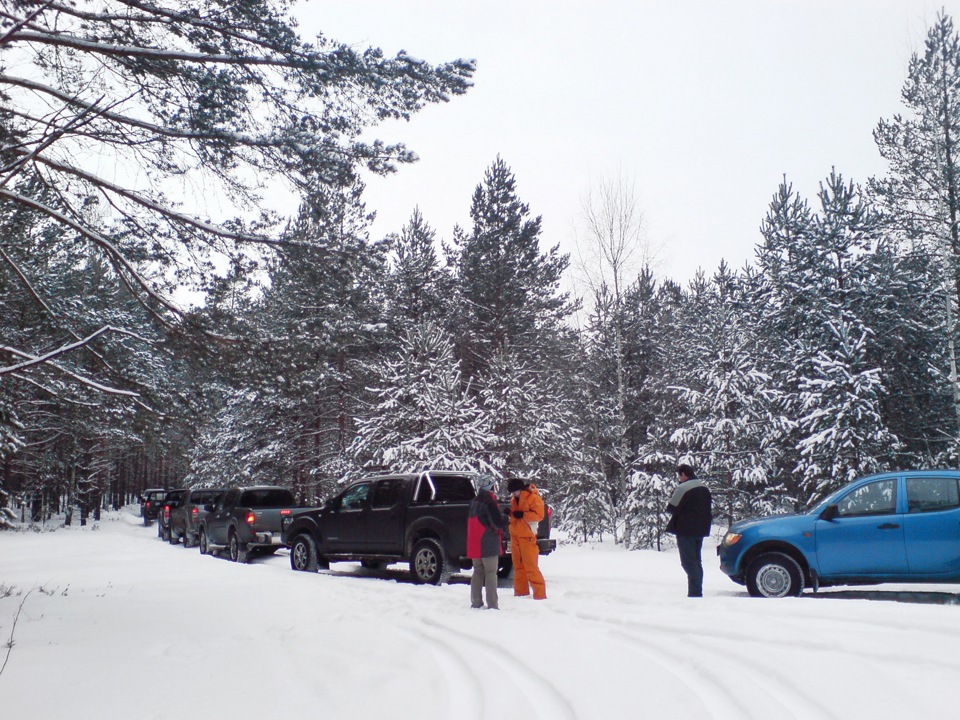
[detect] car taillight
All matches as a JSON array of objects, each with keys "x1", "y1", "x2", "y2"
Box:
[
  {"x1": 163, "y1": 505, "x2": 170, "y2": 519},
  {"x1": 191, "y1": 507, "x2": 198, "y2": 518},
  {"x1": 245, "y1": 512, "x2": 256, "y2": 525},
  {"x1": 280, "y1": 509, "x2": 291, "y2": 516}
]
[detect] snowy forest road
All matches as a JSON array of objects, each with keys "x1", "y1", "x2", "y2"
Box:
[{"x1": 1, "y1": 509, "x2": 959, "y2": 720}]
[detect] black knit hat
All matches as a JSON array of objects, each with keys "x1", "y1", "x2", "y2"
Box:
[
  {"x1": 676, "y1": 463, "x2": 696, "y2": 479},
  {"x1": 506, "y1": 478, "x2": 526, "y2": 493}
]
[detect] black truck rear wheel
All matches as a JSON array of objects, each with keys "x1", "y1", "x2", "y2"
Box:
[
  {"x1": 228, "y1": 532, "x2": 249, "y2": 563},
  {"x1": 410, "y1": 538, "x2": 448, "y2": 585},
  {"x1": 290, "y1": 534, "x2": 319, "y2": 572}
]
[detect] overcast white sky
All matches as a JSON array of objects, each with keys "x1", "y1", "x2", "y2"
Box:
[{"x1": 297, "y1": 1, "x2": 957, "y2": 286}]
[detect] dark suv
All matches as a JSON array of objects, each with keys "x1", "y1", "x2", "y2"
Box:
[
  {"x1": 139, "y1": 488, "x2": 167, "y2": 526},
  {"x1": 169, "y1": 487, "x2": 225, "y2": 548}
]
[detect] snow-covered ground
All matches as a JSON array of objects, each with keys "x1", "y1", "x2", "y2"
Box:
[{"x1": 1, "y1": 508, "x2": 959, "y2": 720}]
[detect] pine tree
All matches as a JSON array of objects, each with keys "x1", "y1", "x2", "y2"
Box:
[
  {"x1": 479, "y1": 347, "x2": 581, "y2": 486},
  {"x1": 201, "y1": 181, "x2": 388, "y2": 498},
  {"x1": 449, "y1": 157, "x2": 571, "y2": 381},
  {"x1": 872, "y1": 10, "x2": 960, "y2": 437},
  {"x1": 795, "y1": 320, "x2": 900, "y2": 502},
  {"x1": 384, "y1": 208, "x2": 451, "y2": 334},
  {"x1": 585, "y1": 271, "x2": 677, "y2": 545},
  {"x1": 0, "y1": 0, "x2": 474, "y2": 399},
  {"x1": 350, "y1": 321, "x2": 495, "y2": 473},
  {"x1": 669, "y1": 263, "x2": 784, "y2": 524},
  {"x1": 752, "y1": 172, "x2": 907, "y2": 503}
]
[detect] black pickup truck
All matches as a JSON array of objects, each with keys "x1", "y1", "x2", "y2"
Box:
[
  {"x1": 158, "y1": 488, "x2": 186, "y2": 541},
  {"x1": 282, "y1": 471, "x2": 556, "y2": 584},
  {"x1": 198, "y1": 486, "x2": 296, "y2": 563}
]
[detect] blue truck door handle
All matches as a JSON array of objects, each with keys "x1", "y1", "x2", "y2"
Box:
[{"x1": 877, "y1": 523, "x2": 900, "y2": 530}]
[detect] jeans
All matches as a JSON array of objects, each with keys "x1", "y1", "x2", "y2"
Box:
[{"x1": 676, "y1": 534, "x2": 704, "y2": 597}]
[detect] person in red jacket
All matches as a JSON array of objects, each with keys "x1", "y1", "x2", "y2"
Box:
[
  {"x1": 467, "y1": 474, "x2": 509, "y2": 609},
  {"x1": 507, "y1": 477, "x2": 546, "y2": 600}
]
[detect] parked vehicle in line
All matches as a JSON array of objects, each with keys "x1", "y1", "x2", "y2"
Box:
[
  {"x1": 139, "y1": 489, "x2": 167, "y2": 526},
  {"x1": 168, "y1": 487, "x2": 225, "y2": 548},
  {"x1": 158, "y1": 489, "x2": 186, "y2": 541},
  {"x1": 718, "y1": 470, "x2": 960, "y2": 598},
  {"x1": 282, "y1": 471, "x2": 557, "y2": 585},
  {"x1": 198, "y1": 486, "x2": 296, "y2": 562}
]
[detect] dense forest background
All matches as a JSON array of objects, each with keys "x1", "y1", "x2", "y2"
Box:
[{"x1": 3, "y1": 2, "x2": 960, "y2": 546}]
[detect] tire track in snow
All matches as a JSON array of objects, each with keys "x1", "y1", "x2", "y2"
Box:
[
  {"x1": 561, "y1": 586, "x2": 960, "y2": 673},
  {"x1": 396, "y1": 624, "x2": 487, "y2": 720},
  {"x1": 542, "y1": 604, "x2": 839, "y2": 720},
  {"x1": 618, "y1": 626, "x2": 838, "y2": 720},
  {"x1": 418, "y1": 616, "x2": 578, "y2": 720}
]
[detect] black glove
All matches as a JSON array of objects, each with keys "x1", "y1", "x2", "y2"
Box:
[{"x1": 512, "y1": 510, "x2": 524, "y2": 519}]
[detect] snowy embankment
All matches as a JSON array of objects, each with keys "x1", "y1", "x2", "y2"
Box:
[{"x1": 1, "y1": 509, "x2": 959, "y2": 720}]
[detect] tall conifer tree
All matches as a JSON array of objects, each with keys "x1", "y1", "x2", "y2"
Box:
[{"x1": 873, "y1": 11, "x2": 960, "y2": 437}]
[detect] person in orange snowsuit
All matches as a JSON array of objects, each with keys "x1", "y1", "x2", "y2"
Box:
[{"x1": 506, "y1": 477, "x2": 546, "y2": 599}]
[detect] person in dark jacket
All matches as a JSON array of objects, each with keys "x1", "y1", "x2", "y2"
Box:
[
  {"x1": 467, "y1": 474, "x2": 509, "y2": 609},
  {"x1": 665, "y1": 463, "x2": 712, "y2": 597}
]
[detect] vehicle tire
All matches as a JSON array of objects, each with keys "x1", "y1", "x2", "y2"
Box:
[
  {"x1": 143, "y1": 516, "x2": 150, "y2": 527},
  {"x1": 198, "y1": 528, "x2": 210, "y2": 555},
  {"x1": 496, "y1": 556, "x2": 514, "y2": 580},
  {"x1": 746, "y1": 552, "x2": 805, "y2": 598},
  {"x1": 410, "y1": 538, "x2": 448, "y2": 585},
  {"x1": 182, "y1": 531, "x2": 195, "y2": 549},
  {"x1": 228, "y1": 532, "x2": 249, "y2": 563},
  {"x1": 360, "y1": 559, "x2": 384, "y2": 571},
  {"x1": 290, "y1": 534, "x2": 319, "y2": 572},
  {"x1": 168, "y1": 528, "x2": 179, "y2": 545}
]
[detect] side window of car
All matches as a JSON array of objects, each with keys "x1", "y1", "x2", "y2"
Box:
[
  {"x1": 906, "y1": 477, "x2": 960, "y2": 513},
  {"x1": 219, "y1": 490, "x2": 238, "y2": 511},
  {"x1": 836, "y1": 479, "x2": 897, "y2": 517},
  {"x1": 412, "y1": 476, "x2": 434, "y2": 504},
  {"x1": 432, "y1": 475, "x2": 477, "y2": 503},
  {"x1": 340, "y1": 483, "x2": 371, "y2": 511},
  {"x1": 371, "y1": 479, "x2": 402, "y2": 509}
]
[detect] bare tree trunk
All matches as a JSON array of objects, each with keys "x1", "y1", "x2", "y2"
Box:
[{"x1": 576, "y1": 171, "x2": 651, "y2": 544}]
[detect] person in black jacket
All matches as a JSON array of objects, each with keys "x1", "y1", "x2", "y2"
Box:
[{"x1": 665, "y1": 463, "x2": 712, "y2": 597}]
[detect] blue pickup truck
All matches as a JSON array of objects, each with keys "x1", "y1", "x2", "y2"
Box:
[{"x1": 718, "y1": 470, "x2": 960, "y2": 597}]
